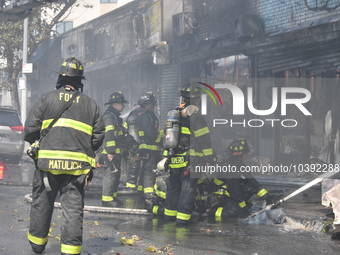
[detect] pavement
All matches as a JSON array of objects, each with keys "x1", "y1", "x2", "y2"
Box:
[{"x1": 0, "y1": 155, "x2": 338, "y2": 237}]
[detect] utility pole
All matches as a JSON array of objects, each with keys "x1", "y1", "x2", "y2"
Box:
[{"x1": 20, "y1": 17, "x2": 28, "y2": 124}]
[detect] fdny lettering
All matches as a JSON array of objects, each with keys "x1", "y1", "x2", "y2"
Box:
[
  {"x1": 171, "y1": 157, "x2": 184, "y2": 164},
  {"x1": 48, "y1": 160, "x2": 82, "y2": 170},
  {"x1": 59, "y1": 93, "x2": 80, "y2": 103}
]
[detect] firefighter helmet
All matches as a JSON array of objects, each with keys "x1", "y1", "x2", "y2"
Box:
[
  {"x1": 105, "y1": 91, "x2": 128, "y2": 105},
  {"x1": 138, "y1": 92, "x2": 157, "y2": 106},
  {"x1": 59, "y1": 57, "x2": 85, "y2": 79},
  {"x1": 226, "y1": 138, "x2": 252, "y2": 157},
  {"x1": 180, "y1": 82, "x2": 201, "y2": 98}
]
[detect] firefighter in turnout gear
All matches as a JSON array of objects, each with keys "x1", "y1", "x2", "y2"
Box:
[
  {"x1": 24, "y1": 57, "x2": 105, "y2": 255},
  {"x1": 163, "y1": 83, "x2": 215, "y2": 224},
  {"x1": 136, "y1": 92, "x2": 162, "y2": 201},
  {"x1": 207, "y1": 139, "x2": 273, "y2": 220},
  {"x1": 124, "y1": 105, "x2": 143, "y2": 192},
  {"x1": 101, "y1": 91, "x2": 128, "y2": 207}
]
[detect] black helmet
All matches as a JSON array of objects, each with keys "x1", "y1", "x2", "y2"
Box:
[
  {"x1": 59, "y1": 57, "x2": 85, "y2": 79},
  {"x1": 105, "y1": 91, "x2": 128, "y2": 105},
  {"x1": 226, "y1": 138, "x2": 252, "y2": 157},
  {"x1": 180, "y1": 82, "x2": 201, "y2": 98},
  {"x1": 138, "y1": 92, "x2": 157, "y2": 107}
]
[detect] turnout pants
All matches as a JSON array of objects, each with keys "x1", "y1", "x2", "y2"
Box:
[
  {"x1": 28, "y1": 169, "x2": 86, "y2": 255},
  {"x1": 125, "y1": 158, "x2": 142, "y2": 191},
  {"x1": 140, "y1": 152, "x2": 159, "y2": 197},
  {"x1": 164, "y1": 166, "x2": 198, "y2": 223},
  {"x1": 102, "y1": 156, "x2": 122, "y2": 202}
]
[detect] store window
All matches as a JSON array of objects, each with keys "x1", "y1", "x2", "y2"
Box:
[{"x1": 56, "y1": 21, "x2": 73, "y2": 35}]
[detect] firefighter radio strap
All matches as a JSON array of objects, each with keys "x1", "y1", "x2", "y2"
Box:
[{"x1": 27, "y1": 91, "x2": 80, "y2": 160}]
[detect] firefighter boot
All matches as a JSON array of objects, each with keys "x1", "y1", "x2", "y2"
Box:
[{"x1": 29, "y1": 241, "x2": 46, "y2": 254}]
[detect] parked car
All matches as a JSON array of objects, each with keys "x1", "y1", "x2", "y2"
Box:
[{"x1": 0, "y1": 107, "x2": 25, "y2": 164}]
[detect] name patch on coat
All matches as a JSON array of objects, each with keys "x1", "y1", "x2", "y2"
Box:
[{"x1": 48, "y1": 160, "x2": 83, "y2": 170}]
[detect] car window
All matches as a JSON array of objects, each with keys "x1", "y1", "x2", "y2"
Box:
[{"x1": 0, "y1": 111, "x2": 22, "y2": 126}]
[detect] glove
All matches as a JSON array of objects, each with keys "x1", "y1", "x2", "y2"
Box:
[{"x1": 262, "y1": 193, "x2": 274, "y2": 205}]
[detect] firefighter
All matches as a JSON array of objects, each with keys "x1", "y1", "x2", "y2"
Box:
[
  {"x1": 124, "y1": 104, "x2": 143, "y2": 192},
  {"x1": 101, "y1": 91, "x2": 128, "y2": 207},
  {"x1": 207, "y1": 138, "x2": 273, "y2": 220},
  {"x1": 136, "y1": 92, "x2": 162, "y2": 201},
  {"x1": 163, "y1": 83, "x2": 215, "y2": 224},
  {"x1": 24, "y1": 57, "x2": 105, "y2": 255}
]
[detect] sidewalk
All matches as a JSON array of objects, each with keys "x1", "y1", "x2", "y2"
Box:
[{"x1": 0, "y1": 156, "x2": 337, "y2": 236}]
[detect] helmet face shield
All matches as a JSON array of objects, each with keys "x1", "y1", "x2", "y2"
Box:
[{"x1": 59, "y1": 57, "x2": 85, "y2": 79}]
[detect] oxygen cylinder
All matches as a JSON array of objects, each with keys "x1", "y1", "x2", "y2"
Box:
[
  {"x1": 163, "y1": 109, "x2": 180, "y2": 150},
  {"x1": 127, "y1": 114, "x2": 139, "y2": 142}
]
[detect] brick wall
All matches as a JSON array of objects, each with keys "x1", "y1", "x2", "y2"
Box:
[{"x1": 248, "y1": 0, "x2": 340, "y2": 33}]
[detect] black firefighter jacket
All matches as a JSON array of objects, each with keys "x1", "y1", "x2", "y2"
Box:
[{"x1": 24, "y1": 87, "x2": 105, "y2": 175}]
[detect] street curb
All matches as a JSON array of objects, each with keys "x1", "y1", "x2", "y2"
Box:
[{"x1": 24, "y1": 193, "x2": 153, "y2": 216}]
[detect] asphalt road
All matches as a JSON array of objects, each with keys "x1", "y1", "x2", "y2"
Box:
[{"x1": 0, "y1": 160, "x2": 340, "y2": 255}]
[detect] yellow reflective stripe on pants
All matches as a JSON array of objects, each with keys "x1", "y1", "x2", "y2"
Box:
[
  {"x1": 38, "y1": 150, "x2": 96, "y2": 167},
  {"x1": 138, "y1": 185, "x2": 143, "y2": 191},
  {"x1": 42, "y1": 118, "x2": 93, "y2": 135},
  {"x1": 214, "y1": 178, "x2": 224, "y2": 186},
  {"x1": 164, "y1": 208, "x2": 177, "y2": 217},
  {"x1": 144, "y1": 187, "x2": 154, "y2": 193},
  {"x1": 215, "y1": 207, "x2": 224, "y2": 221},
  {"x1": 257, "y1": 188, "x2": 268, "y2": 197},
  {"x1": 239, "y1": 201, "x2": 246, "y2": 208},
  {"x1": 152, "y1": 205, "x2": 159, "y2": 215},
  {"x1": 61, "y1": 243, "x2": 82, "y2": 254},
  {"x1": 155, "y1": 189, "x2": 166, "y2": 199},
  {"x1": 176, "y1": 212, "x2": 191, "y2": 221},
  {"x1": 102, "y1": 195, "x2": 113, "y2": 201},
  {"x1": 28, "y1": 232, "x2": 48, "y2": 245},
  {"x1": 126, "y1": 182, "x2": 137, "y2": 188}
]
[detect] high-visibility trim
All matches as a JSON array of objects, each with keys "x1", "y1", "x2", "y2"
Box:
[
  {"x1": 189, "y1": 149, "x2": 204, "y2": 157},
  {"x1": 257, "y1": 188, "x2": 268, "y2": 198},
  {"x1": 116, "y1": 148, "x2": 121, "y2": 154},
  {"x1": 126, "y1": 182, "x2": 137, "y2": 188},
  {"x1": 138, "y1": 131, "x2": 144, "y2": 136},
  {"x1": 102, "y1": 195, "x2": 113, "y2": 202},
  {"x1": 197, "y1": 178, "x2": 204, "y2": 184},
  {"x1": 214, "y1": 178, "x2": 224, "y2": 186},
  {"x1": 193, "y1": 127, "x2": 210, "y2": 137},
  {"x1": 176, "y1": 212, "x2": 191, "y2": 221},
  {"x1": 137, "y1": 185, "x2": 143, "y2": 191},
  {"x1": 61, "y1": 243, "x2": 82, "y2": 254},
  {"x1": 164, "y1": 208, "x2": 177, "y2": 217},
  {"x1": 105, "y1": 125, "x2": 115, "y2": 132},
  {"x1": 102, "y1": 148, "x2": 107, "y2": 154},
  {"x1": 42, "y1": 118, "x2": 93, "y2": 135},
  {"x1": 238, "y1": 201, "x2": 246, "y2": 208},
  {"x1": 37, "y1": 150, "x2": 96, "y2": 167},
  {"x1": 138, "y1": 144, "x2": 160, "y2": 151},
  {"x1": 159, "y1": 129, "x2": 165, "y2": 137},
  {"x1": 123, "y1": 122, "x2": 128, "y2": 128},
  {"x1": 200, "y1": 196, "x2": 205, "y2": 200},
  {"x1": 155, "y1": 185, "x2": 166, "y2": 199},
  {"x1": 155, "y1": 134, "x2": 162, "y2": 143},
  {"x1": 27, "y1": 232, "x2": 48, "y2": 245},
  {"x1": 215, "y1": 207, "x2": 223, "y2": 217},
  {"x1": 202, "y1": 148, "x2": 214, "y2": 156},
  {"x1": 113, "y1": 192, "x2": 117, "y2": 198},
  {"x1": 117, "y1": 130, "x2": 123, "y2": 135},
  {"x1": 42, "y1": 169, "x2": 90, "y2": 175},
  {"x1": 144, "y1": 187, "x2": 154, "y2": 193},
  {"x1": 169, "y1": 162, "x2": 188, "y2": 168},
  {"x1": 181, "y1": 127, "x2": 191, "y2": 134},
  {"x1": 152, "y1": 205, "x2": 159, "y2": 215},
  {"x1": 106, "y1": 141, "x2": 116, "y2": 147}
]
